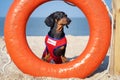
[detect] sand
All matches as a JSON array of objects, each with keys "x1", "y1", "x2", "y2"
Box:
[{"x1": 0, "y1": 35, "x2": 120, "y2": 80}]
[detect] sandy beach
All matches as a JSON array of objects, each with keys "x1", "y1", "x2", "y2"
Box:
[{"x1": 0, "y1": 35, "x2": 120, "y2": 80}]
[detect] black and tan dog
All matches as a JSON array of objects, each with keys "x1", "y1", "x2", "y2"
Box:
[{"x1": 42, "y1": 11, "x2": 71, "y2": 64}]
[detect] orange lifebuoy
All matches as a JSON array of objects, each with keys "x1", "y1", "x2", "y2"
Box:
[{"x1": 4, "y1": 0, "x2": 111, "y2": 78}]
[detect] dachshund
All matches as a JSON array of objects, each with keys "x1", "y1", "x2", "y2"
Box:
[{"x1": 42, "y1": 11, "x2": 71, "y2": 64}]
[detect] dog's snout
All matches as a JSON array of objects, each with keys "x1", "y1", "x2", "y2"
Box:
[{"x1": 67, "y1": 18, "x2": 71, "y2": 25}]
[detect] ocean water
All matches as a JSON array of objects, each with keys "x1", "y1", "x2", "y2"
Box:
[{"x1": 0, "y1": 17, "x2": 89, "y2": 36}]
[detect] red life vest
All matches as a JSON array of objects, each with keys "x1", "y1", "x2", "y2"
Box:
[{"x1": 42, "y1": 35, "x2": 67, "y2": 64}]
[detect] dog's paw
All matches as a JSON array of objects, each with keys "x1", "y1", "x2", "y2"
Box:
[{"x1": 61, "y1": 56, "x2": 69, "y2": 63}]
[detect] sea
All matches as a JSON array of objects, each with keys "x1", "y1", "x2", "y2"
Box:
[{"x1": 0, "y1": 17, "x2": 89, "y2": 36}]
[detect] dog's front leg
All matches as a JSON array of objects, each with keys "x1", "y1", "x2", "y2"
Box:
[{"x1": 42, "y1": 53, "x2": 50, "y2": 62}]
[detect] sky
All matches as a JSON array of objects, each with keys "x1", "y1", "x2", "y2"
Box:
[{"x1": 0, "y1": 0, "x2": 111, "y2": 17}]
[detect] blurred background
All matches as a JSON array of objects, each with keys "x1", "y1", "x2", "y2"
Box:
[{"x1": 0, "y1": 0, "x2": 112, "y2": 36}]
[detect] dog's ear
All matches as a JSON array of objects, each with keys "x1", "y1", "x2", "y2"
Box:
[{"x1": 44, "y1": 14, "x2": 55, "y2": 27}]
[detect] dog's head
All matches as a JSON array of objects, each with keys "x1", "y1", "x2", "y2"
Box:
[{"x1": 45, "y1": 11, "x2": 71, "y2": 28}]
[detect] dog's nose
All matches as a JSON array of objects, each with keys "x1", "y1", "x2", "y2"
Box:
[
  {"x1": 66, "y1": 18, "x2": 71, "y2": 28},
  {"x1": 67, "y1": 18, "x2": 71, "y2": 25}
]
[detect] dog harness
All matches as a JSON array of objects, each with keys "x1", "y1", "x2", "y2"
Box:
[{"x1": 42, "y1": 35, "x2": 67, "y2": 64}]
